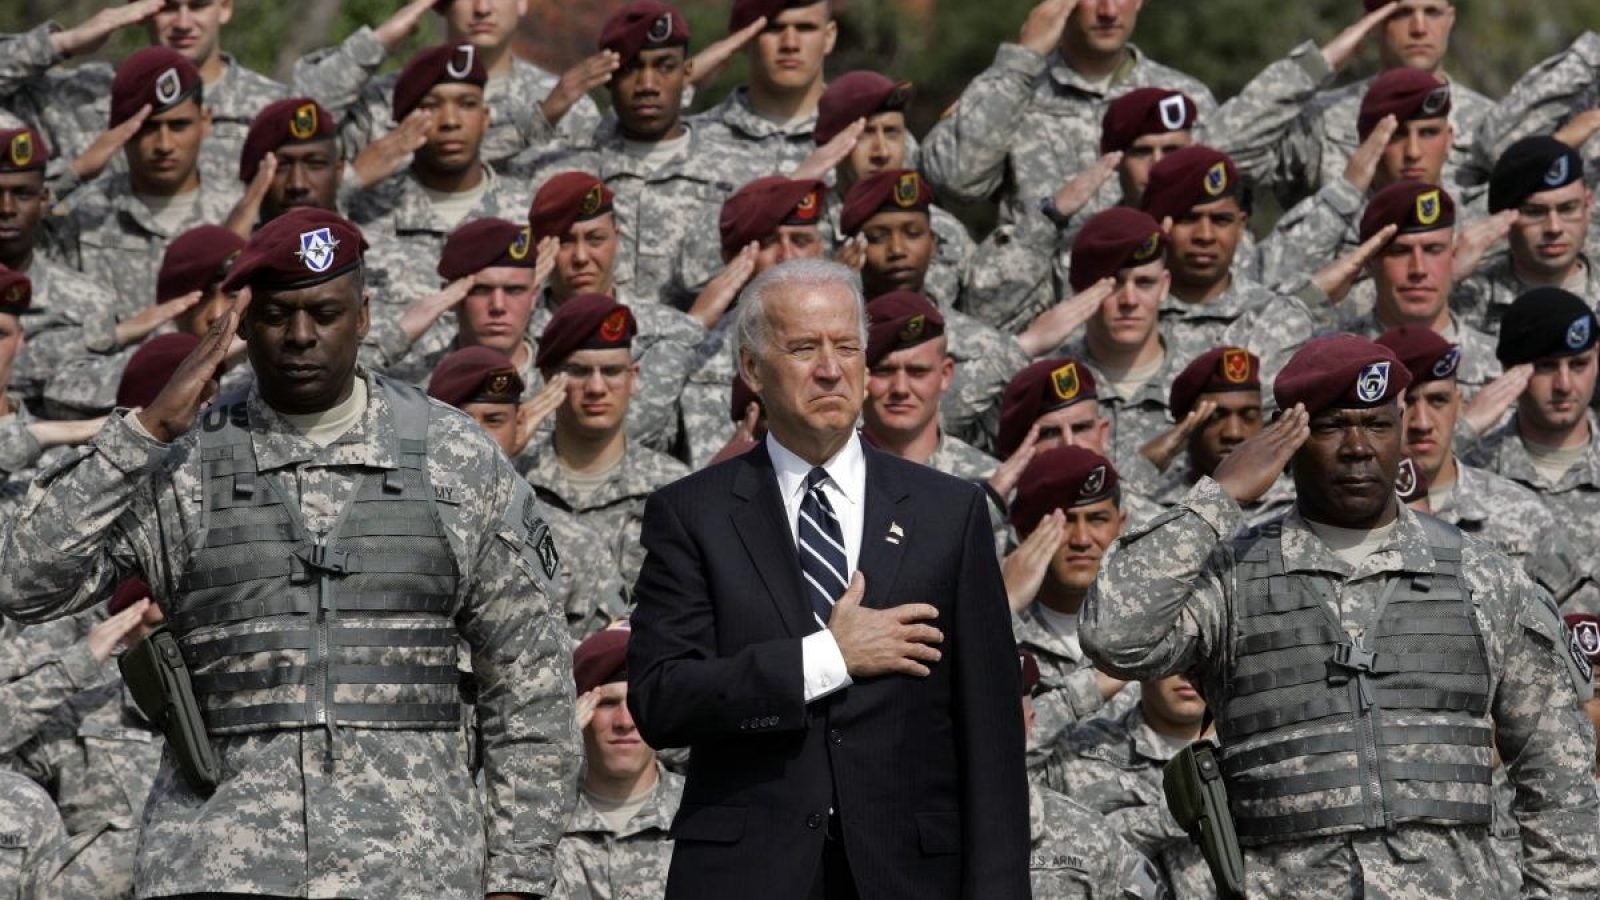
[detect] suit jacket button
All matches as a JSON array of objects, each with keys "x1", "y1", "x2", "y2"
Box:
[
  {"x1": 806, "y1": 813, "x2": 823, "y2": 829},
  {"x1": 829, "y1": 728, "x2": 842, "y2": 745}
]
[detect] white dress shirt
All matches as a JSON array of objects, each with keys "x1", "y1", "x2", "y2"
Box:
[{"x1": 767, "y1": 432, "x2": 865, "y2": 704}]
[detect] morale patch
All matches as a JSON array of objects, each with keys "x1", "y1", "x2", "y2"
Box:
[
  {"x1": 1082, "y1": 465, "x2": 1106, "y2": 496},
  {"x1": 1221, "y1": 347, "x2": 1251, "y2": 383},
  {"x1": 1546, "y1": 154, "x2": 1571, "y2": 188},
  {"x1": 508, "y1": 225, "x2": 532, "y2": 260},
  {"x1": 1355, "y1": 361, "x2": 1390, "y2": 403},
  {"x1": 1395, "y1": 457, "x2": 1418, "y2": 496},
  {"x1": 600, "y1": 308, "x2": 629, "y2": 341},
  {"x1": 1133, "y1": 231, "x2": 1161, "y2": 262},
  {"x1": 296, "y1": 227, "x2": 338, "y2": 273},
  {"x1": 1051, "y1": 361, "x2": 1081, "y2": 401},
  {"x1": 894, "y1": 171, "x2": 922, "y2": 207},
  {"x1": 1420, "y1": 85, "x2": 1450, "y2": 116},
  {"x1": 1157, "y1": 94, "x2": 1189, "y2": 131},
  {"x1": 1431, "y1": 346, "x2": 1461, "y2": 379},
  {"x1": 1204, "y1": 161, "x2": 1229, "y2": 197},
  {"x1": 155, "y1": 67, "x2": 182, "y2": 105},
  {"x1": 446, "y1": 44, "x2": 476, "y2": 79},
  {"x1": 646, "y1": 13, "x2": 674, "y2": 43},
  {"x1": 8, "y1": 131, "x2": 32, "y2": 168},
  {"x1": 1415, "y1": 189, "x2": 1442, "y2": 226},
  {"x1": 289, "y1": 102, "x2": 318, "y2": 140},
  {"x1": 432, "y1": 483, "x2": 462, "y2": 505},
  {"x1": 580, "y1": 184, "x2": 606, "y2": 216},
  {"x1": 1566, "y1": 314, "x2": 1592, "y2": 350},
  {"x1": 899, "y1": 314, "x2": 926, "y2": 342}
]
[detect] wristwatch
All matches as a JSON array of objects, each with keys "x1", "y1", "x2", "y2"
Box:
[{"x1": 1038, "y1": 195, "x2": 1073, "y2": 229}]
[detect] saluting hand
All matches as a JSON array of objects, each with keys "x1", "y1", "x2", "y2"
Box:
[
  {"x1": 1018, "y1": 0, "x2": 1080, "y2": 57},
  {"x1": 1212, "y1": 403, "x2": 1309, "y2": 505},
  {"x1": 1555, "y1": 108, "x2": 1600, "y2": 150},
  {"x1": 1343, "y1": 114, "x2": 1397, "y2": 194},
  {"x1": 113, "y1": 290, "x2": 206, "y2": 348},
  {"x1": 514, "y1": 374, "x2": 568, "y2": 458},
  {"x1": 793, "y1": 118, "x2": 866, "y2": 182},
  {"x1": 542, "y1": 51, "x2": 622, "y2": 126},
  {"x1": 223, "y1": 151, "x2": 277, "y2": 239},
  {"x1": 1322, "y1": 2, "x2": 1398, "y2": 71},
  {"x1": 1452, "y1": 210, "x2": 1517, "y2": 282},
  {"x1": 1050, "y1": 152, "x2": 1122, "y2": 223},
  {"x1": 352, "y1": 109, "x2": 434, "y2": 189},
  {"x1": 373, "y1": 0, "x2": 439, "y2": 53},
  {"x1": 1140, "y1": 399, "x2": 1218, "y2": 473},
  {"x1": 136, "y1": 292, "x2": 249, "y2": 444},
  {"x1": 1312, "y1": 224, "x2": 1397, "y2": 304},
  {"x1": 689, "y1": 16, "x2": 767, "y2": 87},
  {"x1": 1002, "y1": 508, "x2": 1062, "y2": 614},
  {"x1": 1461, "y1": 363, "x2": 1531, "y2": 438},
  {"x1": 51, "y1": 0, "x2": 162, "y2": 58},
  {"x1": 688, "y1": 242, "x2": 759, "y2": 330},
  {"x1": 399, "y1": 274, "x2": 476, "y2": 343},
  {"x1": 988, "y1": 422, "x2": 1043, "y2": 501},
  {"x1": 1016, "y1": 276, "x2": 1113, "y2": 357},
  {"x1": 829, "y1": 573, "x2": 944, "y2": 678},
  {"x1": 71, "y1": 104, "x2": 150, "y2": 183}
]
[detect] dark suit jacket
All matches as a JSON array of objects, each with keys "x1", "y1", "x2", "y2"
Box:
[{"x1": 627, "y1": 442, "x2": 1031, "y2": 900}]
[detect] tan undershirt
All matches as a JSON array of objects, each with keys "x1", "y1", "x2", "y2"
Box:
[
  {"x1": 135, "y1": 188, "x2": 202, "y2": 234},
  {"x1": 1525, "y1": 438, "x2": 1588, "y2": 485},
  {"x1": 559, "y1": 455, "x2": 622, "y2": 507},
  {"x1": 1304, "y1": 518, "x2": 1399, "y2": 571},
  {"x1": 279, "y1": 378, "x2": 367, "y2": 448},
  {"x1": 1097, "y1": 354, "x2": 1165, "y2": 403},
  {"x1": 583, "y1": 780, "x2": 657, "y2": 835},
  {"x1": 420, "y1": 177, "x2": 488, "y2": 231}
]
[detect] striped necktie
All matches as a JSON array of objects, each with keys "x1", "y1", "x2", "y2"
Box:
[{"x1": 797, "y1": 467, "x2": 848, "y2": 628}]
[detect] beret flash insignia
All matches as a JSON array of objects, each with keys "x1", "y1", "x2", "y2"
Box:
[{"x1": 1051, "y1": 361, "x2": 1081, "y2": 401}]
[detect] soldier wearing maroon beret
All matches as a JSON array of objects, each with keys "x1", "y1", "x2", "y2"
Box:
[
  {"x1": 815, "y1": 71, "x2": 913, "y2": 148},
  {"x1": 599, "y1": 0, "x2": 690, "y2": 64},
  {"x1": 0, "y1": 127, "x2": 47, "y2": 175},
  {"x1": 1158, "y1": 348, "x2": 1290, "y2": 522},
  {"x1": 718, "y1": 176, "x2": 826, "y2": 262},
  {"x1": 116, "y1": 333, "x2": 200, "y2": 410},
  {"x1": 0, "y1": 266, "x2": 32, "y2": 318},
  {"x1": 237, "y1": 97, "x2": 341, "y2": 226},
  {"x1": 427, "y1": 344, "x2": 526, "y2": 456},
  {"x1": 156, "y1": 224, "x2": 246, "y2": 332},
  {"x1": 997, "y1": 358, "x2": 1106, "y2": 460},
  {"x1": 1098, "y1": 88, "x2": 1200, "y2": 207},
  {"x1": 1067, "y1": 207, "x2": 1166, "y2": 294},
  {"x1": 839, "y1": 168, "x2": 934, "y2": 239}
]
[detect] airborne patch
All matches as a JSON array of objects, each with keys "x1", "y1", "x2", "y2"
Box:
[
  {"x1": 1221, "y1": 348, "x2": 1251, "y2": 383},
  {"x1": 1051, "y1": 361, "x2": 1081, "y2": 401}
]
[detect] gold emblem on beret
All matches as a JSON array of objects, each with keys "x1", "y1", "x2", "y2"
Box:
[
  {"x1": 508, "y1": 226, "x2": 532, "y2": 260},
  {"x1": 2, "y1": 283, "x2": 25, "y2": 306},
  {"x1": 1415, "y1": 189, "x2": 1441, "y2": 226},
  {"x1": 8, "y1": 131, "x2": 32, "y2": 168},
  {"x1": 1204, "y1": 161, "x2": 1228, "y2": 197},
  {"x1": 599, "y1": 308, "x2": 630, "y2": 342},
  {"x1": 898, "y1": 314, "x2": 926, "y2": 343},
  {"x1": 580, "y1": 184, "x2": 606, "y2": 216},
  {"x1": 894, "y1": 172, "x2": 922, "y2": 208},
  {"x1": 1133, "y1": 231, "x2": 1161, "y2": 262},
  {"x1": 1221, "y1": 348, "x2": 1251, "y2": 384},
  {"x1": 486, "y1": 371, "x2": 514, "y2": 397},
  {"x1": 289, "y1": 102, "x2": 318, "y2": 140},
  {"x1": 1051, "y1": 361, "x2": 1081, "y2": 401}
]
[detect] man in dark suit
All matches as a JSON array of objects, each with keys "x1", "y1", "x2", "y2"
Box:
[{"x1": 627, "y1": 258, "x2": 1031, "y2": 900}]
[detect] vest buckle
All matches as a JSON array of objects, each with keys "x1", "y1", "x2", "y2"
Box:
[
  {"x1": 295, "y1": 543, "x2": 360, "y2": 576},
  {"x1": 1328, "y1": 640, "x2": 1380, "y2": 711}
]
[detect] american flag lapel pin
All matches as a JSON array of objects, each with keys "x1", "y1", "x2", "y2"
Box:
[{"x1": 886, "y1": 522, "x2": 904, "y2": 544}]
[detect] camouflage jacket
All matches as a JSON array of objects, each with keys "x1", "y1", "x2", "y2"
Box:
[
  {"x1": 1082, "y1": 477, "x2": 1600, "y2": 895},
  {"x1": 688, "y1": 86, "x2": 818, "y2": 186},
  {"x1": 942, "y1": 307, "x2": 1031, "y2": 453},
  {"x1": 550, "y1": 765, "x2": 684, "y2": 900},
  {"x1": 6, "y1": 256, "x2": 120, "y2": 412},
  {"x1": 1029, "y1": 782, "x2": 1169, "y2": 900},
  {"x1": 1035, "y1": 705, "x2": 1211, "y2": 900},
  {"x1": 1338, "y1": 310, "x2": 1502, "y2": 395},
  {"x1": 0, "y1": 769, "x2": 68, "y2": 900},
  {"x1": 1452, "y1": 252, "x2": 1600, "y2": 338},
  {"x1": 1469, "y1": 31, "x2": 1600, "y2": 183},
  {"x1": 1012, "y1": 601, "x2": 1139, "y2": 765},
  {"x1": 292, "y1": 27, "x2": 602, "y2": 169},
  {"x1": 920, "y1": 42, "x2": 1216, "y2": 230},
  {"x1": 679, "y1": 315, "x2": 740, "y2": 470},
  {"x1": 1050, "y1": 336, "x2": 1185, "y2": 485},
  {"x1": 0, "y1": 611, "x2": 103, "y2": 760},
  {"x1": 0, "y1": 371, "x2": 579, "y2": 897}
]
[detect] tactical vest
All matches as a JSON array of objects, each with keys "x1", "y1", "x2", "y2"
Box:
[
  {"x1": 172, "y1": 379, "x2": 463, "y2": 739},
  {"x1": 1217, "y1": 515, "x2": 1494, "y2": 844}
]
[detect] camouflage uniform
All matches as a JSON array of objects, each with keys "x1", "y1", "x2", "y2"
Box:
[
  {"x1": 1050, "y1": 336, "x2": 1184, "y2": 487},
  {"x1": 0, "y1": 372, "x2": 580, "y2": 898},
  {"x1": 1156, "y1": 282, "x2": 1319, "y2": 386},
  {"x1": 550, "y1": 764, "x2": 683, "y2": 900},
  {"x1": 689, "y1": 87, "x2": 818, "y2": 184},
  {"x1": 1082, "y1": 477, "x2": 1600, "y2": 897},
  {"x1": 925, "y1": 432, "x2": 997, "y2": 482},
  {"x1": 11, "y1": 678, "x2": 162, "y2": 900},
  {"x1": 1338, "y1": 310, "x2": 1502, "y2": 395},
  {"x1": 292, "y1": 27, "x2": 603, "y2": 169},
  {"x1": 542, "y1": 504, "x2": 630, "y2": 640},
  {"x1": 1452, "y1": 252, "x2": 1600, "y2": 337},
  {"x1": 1027, "y1": 782, "x2": 1169, "y2": 900},
  {"x1": 521, "y1": 437, "x2": 689, "y2": 595},
  {"x1": 510, "y1": 121, "x2": 738, "y2": 306},
  {"x1": 941, "y1": 307, "x2": 1031, "y2": 453},
  {"x1": 0, "y1": 23, "x2": 285, "y2": 194},
  {"x1": 679, "y1": 317, "x2": 739, "y2": 470},
  {"x1": 6, "y1": 257, "x2": 121, "y2": 412},
  {"x1": 920, "y1": 42, "x2": 1216, "y2": 230},
  {"x1": 821, "y1": 193, "x2": 975, "y2": 314},
  {"x1": 1034, "y1": 704, "x2": 1212, "y2": 900},
  {"x1": 1153, "y1": 472, "x2": 1296, "y2": 533},
  {"x1": 0, "y1": 612, "x2": 102, "y2": 760},
  {"x1": 1013, "y1": 602, "x2": 1139, "y2": 764},
  {"x1": 0, "y1": 768, "x2": 66, "y2": 900},
  {"x1": 1469, "y1": 32, "x2": 1600, "y2": 185}
]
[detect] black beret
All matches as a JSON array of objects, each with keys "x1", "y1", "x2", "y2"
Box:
[
  {"x1": 1495, "y1": 287, "x2": 1598, "y2": 367},
  {"x1": 1489, "y1": 136, "x2": 1585, "y2": 214}
]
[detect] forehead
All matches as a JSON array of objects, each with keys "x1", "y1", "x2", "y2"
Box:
[
  {"x1": 470, "y1": 266, "x2": 537, "y2": 287},
  {"x1": 1390, "y1": 0, "x2": 1451, "y2": 12},
  {"x1": 770, "y1": 3, "x2": 831, "y2": 26},
  {"x1": 1309, "y1": 402, "x2": 1399, "y2": 426},
  {"x1": 628, "y1": 47, "x2": 687, "y2": 67},
  {"x1": 1038, "y1": 401, "x2": 1100, "y2": 426},
  {"x1": 1521, "y1": 179, "x2": 1589, "y2": 206},
  {"x1": 1406, "y1": 378, "x2": 1457, "y2": 398},
  {"x1": 772, "y1": 223, "x2": 822, "y2": 240},
  {"x1": 863, "y1": 210, "x2": 931, "y2": 231},
  {"x1": 423, "y1": 82, "x2": 484, "y2": 103},
  {"x1": 462, "y1": 400, "x2": 517, "y2": 415},
  {"x1": 1534, "y1": 345, "x2": 1600, "y2": 368},
  {"x1": 863, "y1": 110, "x2": 907, "y2": 128},
  {"x1": 1185, "y1": 196, "x2": 1243, "y2": 217},
  {"x1": 0, "y1": 169, "x2": 45, "y2": 189},
  {"x1": 1391, "y1": 117, "x2": 1449, "y2": 135},
  {"x1": 1117, "y1": 257, "x2": 1167, "y2": 280},
  {"x1": 1066, "y1": 497, "x2": 1121, "y2": 517},
  {"x1": 0, "y1": 311, "x2": 21, "y2": 331},
  {"x1": 766, "y1": 281, "x2": 860, "y2": 333}
]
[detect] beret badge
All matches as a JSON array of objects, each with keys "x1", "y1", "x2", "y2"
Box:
[
  {"x1": 1395, "y1": 457, "x2": 1418, "y2": 497},
  {"x1": 1204, "y1": 161, "x2": 1228, "y2": 197},
  {"x1": 1547, "y1": 155, "x2": 1572, "y2": 188},
  {"x1": 580, "y1": 184, "x2": 606, "y2": 216},
  {"x1": 647, "y1": 13, "x2": 674, "y2": 43},
  {"x1": 1158, "y1": 94, "x2": 1188, "y2": 130},
  {"x1": 599, "y1": 308, "x2": 630, "y2": 341},
  {"x1": 155, "y1": 67, "x2": 182, "y2": 105},
  {"x1": 1431, "y1": 347, "x2": 1461, "y2": 379},
  {"x1": 8, "y1": 132, "x2": 31, "y2": 168},
  {"x1": 1355, "y1": 361, "x2": 1391, "y2": 404},
  {"x1": 894, "y1": 171, "x2": 921, "y2": 208},
  {"x1": 1082, "y1": 465, "x2": 1107, "y2": 496},
  {"x1": 297, "y1": 227, "x2": 339, "y2": 274},
  {"x1": 447, "y1": 45, "x2": 476, "y2": 79},
  {"x1": 289, "y1": 102, "x2": 318, "y2": 140},
  {"x1": 1420, "y1": 85, "x2": 1450, "y2": 116},
  {"x1": 899, "y1": 314, "x2": 926, "y2": 342},
  {"x1": 1051, "y1": 361, "x2": 1081, "y2": 401},
  {"x1": 1222, "y1": 348, "x2": 1251, "y2": 384},
  {"x1": 1133, "y1": 231, "x2": 1161, "y2": 262},
  {"x1": 1415, "y1": 190, "x2": 1442, "y2": 227},
  {"x1": 1567, "y1": 315, "x2": 1592, "y2": 351}
]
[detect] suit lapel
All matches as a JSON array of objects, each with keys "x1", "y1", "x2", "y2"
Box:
[
  {"x1": 730, "y1": 445, "x2": 812, "y2": 637},
  {"x1": 857, "y1": 447, "x2": 911, "y2": 609}
]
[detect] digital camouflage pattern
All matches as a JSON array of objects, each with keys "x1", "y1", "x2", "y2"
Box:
[
  {"x1": 1469, "y1": 31, "x2": 1600, "y2": 184},
  {"x1": 5, "y1": 257, "x2": 122, "y2": 416},
  {"x1": 1081, "y1": 477, "x2": 1600, "y2": 896},
  {"x1": 550, "y1": 764, "x2": 683, "y2": 900},
  {"x1": 0, "y1": 372, "x2": 579, "y2": 898},
  {"x1": 0, "y1": 768, "x2": 67, "y2": 900},
  {"x1": 690, "y1": 87, "x2": 819, "y2": 185},
  {"x1": 1337, "y1": 310, "x2": 1502, "y2": 396},
  {"x1": 1012, "y1": 602, "x2": 1139, "y2": 764},
  {"x1": 1028, "y1": 782, "x2": 1170, "y2": 900},
  {"x1": 1451, "y1": 251, "x2": 1600, "y2": 337},
  {"x1": 0, "y1": 612, "x2": 101, "y2": 760},
  {"x1": 940, "y1": 307, "x2": 1030, "y2": 453}
]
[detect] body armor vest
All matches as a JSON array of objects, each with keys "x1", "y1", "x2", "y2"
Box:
[
  {"x1": 173, "y1": 378, "x2": 463, "y2": 738},
  {"x1": 1217, "y1": 515, "x2": 1494, "y2": 844}
]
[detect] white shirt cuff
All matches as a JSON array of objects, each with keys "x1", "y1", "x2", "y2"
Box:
[{"x1": 801, "y1": 629, "x2": 853, "y2": 703}]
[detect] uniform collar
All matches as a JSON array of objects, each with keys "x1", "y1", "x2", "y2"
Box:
[
  {"x1": 1047, "y1": 44, "x2": 1144, "y2": 94},
  {"x1": 1276, "y1": 504, "x2": 1442, "y2": 579},
  {"x1": 565, "y1": 764, "x2": 683, "y2": 838},
  {"x1": 709, "y1": 85, "x2": 818, "y2": 140},
  {"x1": 246, "y1": 369, "x2": 394, "y2": 473}
]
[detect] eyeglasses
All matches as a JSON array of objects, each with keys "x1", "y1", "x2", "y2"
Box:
[
  {"x1": 559, "y1": 363, "x2": 631, "y2": 383},
  {"x1": 1516, "y1": 200, "x2": 1587, "y2": 225}
]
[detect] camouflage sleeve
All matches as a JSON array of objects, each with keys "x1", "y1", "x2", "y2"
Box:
[
  {"x1": 0, "y1": 771, "x2": 67, "y2": 900},
  {"x1": 1202, "y1": 41, "x2": 1332, "y2": 193},
  {"x1": 942, "y1": 311, "x2": 1030, "y2": 444},
  {"x1": 0, "y1": 24, "x2": 58, "y2": 101},
  {"x1": 1471, "y1": 31, "x2": 1600, "y2": 177},
  {"x1": 625, "y1": 307, "x2": 705, "y2": 451},
  {"x1": 1258, "y1": 178, "x2": 1363, "y2": 290},
  {"x1": 920, "y1": 43, "x2": 1048, "y2": 204},
  {"x1": 462, "y1": 466, "x2": 581, "y2": 896},
  {"x1": 1117, "y1": 847, "x2": 1173, "y2": 900},
  {"x1": 0, "y1": 415, "x2": 43, "y2": 475},
  {"x1": 0, "y1": 412, "x2": 165, "y2": 625},
  {"x1": 959, "y1": 209, "x2": 1060, "y2": 332},
  {"x1": 0, "y1": 639, "x2": 102, "y2": 759},
  {"x1": 1081, "y1": 476, "x2": 1238, "y2": 680},
  {"x1": 42, "y1": 349, "x2": 133, "y2": 418},
  {"x1": 289, "y1": 25, "x2": 388, "y2": 119},
  {"x1": 1493, "y1": 580, "x2": 1600, "y2": 893}
]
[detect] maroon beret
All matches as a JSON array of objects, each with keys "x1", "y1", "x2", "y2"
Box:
[
  {"x1": 1359, "y1": 69, "x2": 1451, "y2": 141},
  {"x1": 730, "y1": 373, "x2": 760, "y2": 422},
  {"x1": 1100, "y1": 88, "x2": 1197, "y2": 154},
  {"x1": 997, "y1": 358, "x2": 1099, "y2": 460},
  {"x1": 729, "y1": 0, "x2": 826, "y2": 33},
  {"x1": 428, "y1": 345, "x2": 525, "y2": 408},
  {"x1": 840, "y1": 168, "x2": 932, "y2": 236},
  {"x1": 1274, "y1": 333, "x2": 1412, "y2": 415},
  {"x1": 392, "y1": 44, "x2": 487, "y2": 121},
  {"x1": 529, "y1": 172, "x2": 615, "y2": 241},
  {"x1": 1376, "y1": 325, "x2": 1460, "y2": 385},
  {"x1": 1169, "y1": 346, "x2": 1261, "y2": 418},
  {"x1": 1564, "y1": 613, "x2": 1600, "y2": 664},
  {"x1": 157, "y1": 225, "x2": 246, "y2": 305},
  {"x1": 111, "y1": 47, "x2": 201, "y2": 128},
  {"x1": 1140, "y1": 145, "x2": 1241, "y2": 224},
  {"x1": 0, "y1": 127, "x2": 47, "y2": 173},
  {"x1": 437, "y1": 218, "x2": 535, "y2": 280},
  {"x1": 108, "y1": 577, "x2": 152, "y2": 615},
  {"x1": 117, "y1": 333, "x2": 199, "y2": 409},
  {"x1": 1359, "y1": 180, "x2": 1455, "y2": 243},
  {"x1": 1018, "y1": 650, "x2": 1042, "y2": 697},
  {"x1": 536, "y1": 294, "x2": 637, "y2": 371},
  {"x1": 1069, "y1": 207, "x2": 1165, "y2": 293},
  {"x1": 599, "y1": 0, "x2": 690, "y2": 63},
  {"x1": 815, "y1": 71, "x2": 913, "y2": 145},
  {"x1": 1010, "y1": 446, "x2": 1120, "y2": 536},
  {"x1": 221, "y1": 208, "x2": 368, "y2": 293},
  {"x1": 239, "y1": 97, "x2": 336, "y2": 183},
  {"x1": 866, "y1": 291, "x2": 945, "y2": 368},
  {"x1": 574, "y1": 622, "x2": 632, "y2": 695},
  {"x1": 0, "y1": 266, "x2": 32, "y2": 316},
  {"x1": 719, "y1": 176, "x2": 825, "y2": 254}
]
